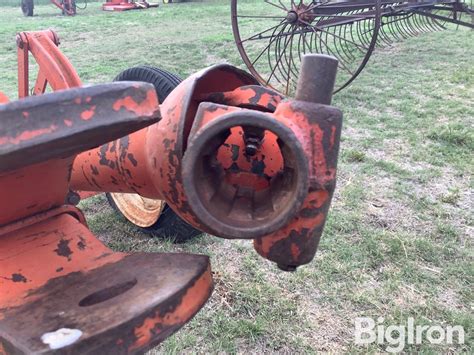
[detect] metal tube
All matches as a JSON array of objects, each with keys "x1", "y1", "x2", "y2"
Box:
[{"x1": 295, "y1": 54, "x2": 339, "y2": 105}]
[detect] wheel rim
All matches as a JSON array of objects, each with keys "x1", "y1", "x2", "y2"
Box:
[
  {"x1": 231, "y1": 0, "x2": 381, "y2": 95},
  {"x1": 109, "y1": 193, "x2": 166, "y2": 228}
]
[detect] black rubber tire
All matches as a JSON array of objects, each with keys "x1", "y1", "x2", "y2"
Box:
[
  {"x1": 21, "y1": 0, "x2": 34, "y2": 16},
  {"x1": 106, "y1": 66, "x2": 201, "y2": 243}
]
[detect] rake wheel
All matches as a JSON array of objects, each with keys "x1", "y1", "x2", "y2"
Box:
[{"x1": 232, "y1": 0, "x2": 381, "y2": 95}]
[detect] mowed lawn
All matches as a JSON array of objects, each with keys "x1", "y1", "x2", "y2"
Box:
[{"x1": 0, "y1": 1, "x2": 472, "y2": 353}]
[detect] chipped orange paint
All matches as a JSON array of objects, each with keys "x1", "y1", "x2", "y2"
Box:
[
  {"x1": 252, "y1": 100, "x2": 342, "y2": 268},
  {"x1": 112, "y1": 90, "x2": 159, "y2": 117},
  {"x1": 255, "y1": 209, "x2": 326, "y2": 256},
  {"x1": 72, "y1": 65, "x2": 262, "y2": 234},
  {"x1": 71, "y1": 128, "x2": 161, "y2": 198},
  {"x1": 330, "y1": 125, "x2": 337, "y2": 149},
  {"x1": 291, "y1": 243, "x2": 301, "y2": 260},
  {"x1": 213, "y1": 86, "x2": 283, "y2": 111},
  {"x1": 3, "y1": 30, "x2": 216, "y2": 352},
  {"x1": 80, "y1": 105, "x2": 96, "y2": 120},
  {"x1": 129, "y1": 265, "x2": 212, "y2": 351},
  {"x1": 0, "y1": 125, "x2": 57, "y2": 145},
  {"x1": 0, "y1": 213, "x2": 125, "y2": 316},
  {"x1": 71, "y1": 63, "x2": 342, "y2": 269}
]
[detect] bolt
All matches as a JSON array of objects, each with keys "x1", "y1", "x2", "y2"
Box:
[
  {"x1": 245, "y1": 142, "x2": 258, "y2": 156},
  {"x1": 66, "y1": 191, "x2": 81, "y2": 206},
  {"x1": 243, "y1": 130, "x2": 264, "y2": 157},
  {"x1": 286, "y1": 11, "x2": 298, "y2": 24}
]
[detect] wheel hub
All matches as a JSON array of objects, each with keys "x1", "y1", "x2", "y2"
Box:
[{"x1": 287, "y1": 2, "x2": 317, "y2": 26}]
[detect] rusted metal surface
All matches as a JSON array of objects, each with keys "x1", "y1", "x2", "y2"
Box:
[
  {"x1": 15, "y1": 27, "x2": 343, "y2": 263},
  {"x1": 1, "y1": 27, "x2": 345, "y2": 353},
  {"x1": 231, "y1": 0, "x2": 473, "y2": 94},
  {"x1": 185, "y1": 55, "x2": 343, "y2": 269},
  {"x1": 182, "y1": 108, "x2": 310, "y2": 238},
  {"x1": 0, "y1": 83, "x2": 213, "y2": 353},
  {"x1": 72, "y1": 54, "x2": 343, "y2": 271},
  {"x1": 0, "y1": 82, "x2": 159, "y2": 172},
  {"x1": 102, "y1": 0, "x2": 159, "y2": 12},
  {"x1": 71, "y1": 65, "x2": 262, "y2": 232}
]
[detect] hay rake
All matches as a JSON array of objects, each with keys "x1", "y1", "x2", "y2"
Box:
[{"x1": 231, "y1": 0, "x2": 473, "y2": 94}]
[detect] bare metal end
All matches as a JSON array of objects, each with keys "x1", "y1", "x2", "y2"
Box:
[{"x1": 295, "y1": 54, "x2": 338, "y2": 105}]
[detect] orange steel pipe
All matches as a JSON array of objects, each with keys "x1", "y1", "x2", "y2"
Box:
[
  {"x1": 14, "y1": 29, "x2": 343, "y2": 270},
  {"x1": 72, "y1": 55, "x2": 343, "y2": 270}
]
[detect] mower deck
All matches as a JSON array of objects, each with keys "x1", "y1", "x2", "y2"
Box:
[{"x1": 102, "y1": 1, "x2": 159, "y2": 11}]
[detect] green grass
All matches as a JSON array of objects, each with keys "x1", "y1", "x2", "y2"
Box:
[{"x1": 0, "y1": 1, "x2": 472, "y2": 353}]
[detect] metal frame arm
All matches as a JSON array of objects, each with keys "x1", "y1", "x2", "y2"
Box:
[{"x1": 17, "y1": 30, "x2": 82, "y2": 99}]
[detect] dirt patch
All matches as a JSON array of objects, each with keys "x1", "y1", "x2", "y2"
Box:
[
  {"x1": 437, "y1": 288, "x2": 463, "y2": 310},
  {"x1": 301, "y1": 300, "x2": 353, "y2": 352}
]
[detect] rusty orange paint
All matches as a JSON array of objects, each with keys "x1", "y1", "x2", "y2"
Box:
[
  {"x1": 2, "y1": 31, "x2": 216, "y2": 352},
  {"x1": 80, "y1": 105, "x2": 96, "y2": 120},
  {"x1": 71, "y1": 63, "x2": 342, "y2": 270},
  {"x1": 112, "y1": 90, "x2": 160, "y2": 117},
  {"x1": 0, "y1": 213, "x2": 125, "y2": 315},
  {"x1": 72, "y1": 65, "x2": 261, "y2": 234},
  {"x1": 255, "y1": 209, "x2": 326, "y2": 257},
  {"x1": 252, "y1": 100, "x2": 342, "y2": 268},
  {"x1": 129, "y1": 265, "x2": 213, "y2": 351},
  {"x1": 0, "y1": 125, "x2": 57, "y2": 145}
]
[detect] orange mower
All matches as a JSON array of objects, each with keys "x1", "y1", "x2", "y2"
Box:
[{"x1": 0, "y1": 30, "x2": 343, "y2": 352}]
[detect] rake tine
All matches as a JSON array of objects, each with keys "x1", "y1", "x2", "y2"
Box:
[
  {"x1": 330, "y1": 23, "x2": 350, "y2": 68},
  {"x1": 377, "y1": 16, "x2": 393, "y2": 46},
  {"x1": 340, "y1": 23, "x2": 356, "y2": 61},
  {"x1": 415, "y1": 12, "x2": 432, "y2": 33},
  {"x1": 357, "y1": 15, "x2": 371, "y2": 47},
  {"x1": 413, "y1": 13, "x2": 429, "y2": 33},
  {"x1": 403, "y1": 14, "x2": 419, "y2": 36},
  {"x1": 388, "y1": 15, "x2": 404, "y2": 41},
  {"x1": 393, "y1": 15, "x2": 410, "y2": 39}
]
